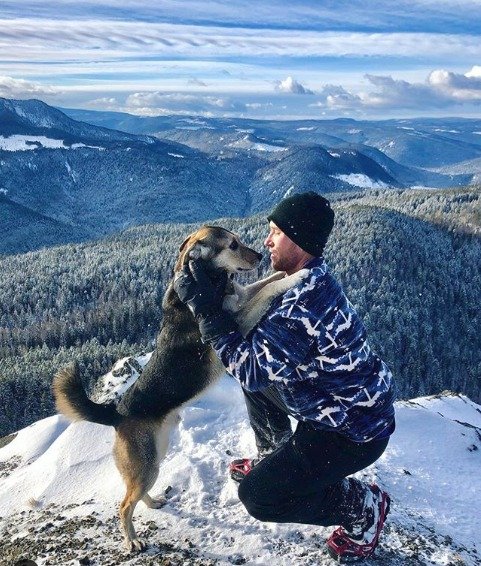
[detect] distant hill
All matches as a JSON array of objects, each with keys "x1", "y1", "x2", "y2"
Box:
[
  {"x1": 2, "y1": 97, "x2": 473, "y2": 256},
  {"x1": 63, "y1": 107, "x2": 481, "y2": 172},
  {"x1": 0, "y1": 98, "x2": 251, "y2": 254}
]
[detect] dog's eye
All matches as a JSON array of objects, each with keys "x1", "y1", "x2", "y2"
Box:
[{"x1": 229, "y1": 240, "x2": 239, "y2": 250}]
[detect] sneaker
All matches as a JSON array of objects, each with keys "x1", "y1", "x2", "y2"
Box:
[
  {"x1": 229, "y1": 458, "x2": 258, "y2": 483},
  {"x1": 326, "y1": 484, "x2": 390, "y2": 563}
]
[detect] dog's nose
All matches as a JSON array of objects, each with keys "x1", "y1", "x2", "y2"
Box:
[{"x1": 256, "y1": 251, "x2": 263, "y2": 261}]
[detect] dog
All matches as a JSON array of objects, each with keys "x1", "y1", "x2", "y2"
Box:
[{"x1": 52, "y1": 225, "x2": 308, "y2": 552}]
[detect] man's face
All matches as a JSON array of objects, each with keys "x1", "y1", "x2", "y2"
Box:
[{"x1": 264, "y1": 221, "x2": 312, "y2": 275}]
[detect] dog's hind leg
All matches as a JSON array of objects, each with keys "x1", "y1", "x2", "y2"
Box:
[
  {"x1": 114, "y1": 421, "x2": 161, "y2": 552},
  {"x1": 119, "y1": 485, "x2": 148, "y2": 552},
  {"x1": 141, "y1": 410, "x2": 180, "y2": 510}
]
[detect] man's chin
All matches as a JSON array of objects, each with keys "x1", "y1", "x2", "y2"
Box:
[{"x1": 270, "y1": 257, "x2": 281, "y2": 271}]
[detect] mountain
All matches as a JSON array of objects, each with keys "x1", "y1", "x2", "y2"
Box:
[
  {"x1": 3, "y1": 98, "x2": 478, "y2": 256},
  {"x1": 0, "y1": 193, "x2": 90, "y2": 253},
  {"x1": 0, "y1": 360, "x2": 479, "y2": 565},
  {"x1": 1, "y1": 186, "x2": 479, "y2": 437},
  {"x1": 0, "y1": 98, "x2": 252, "y2": 254},
  {"x1": 62, "y1": 108, "x2": 481, "y2": 174}
]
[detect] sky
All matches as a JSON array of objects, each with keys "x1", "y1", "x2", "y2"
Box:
[{"x1": 1, "y1": 0, "x2": 481, "y2": 120}]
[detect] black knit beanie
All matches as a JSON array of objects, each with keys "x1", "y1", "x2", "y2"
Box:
[{"x1": 267, "y1": 191, "x2": 334, "y2": 256}]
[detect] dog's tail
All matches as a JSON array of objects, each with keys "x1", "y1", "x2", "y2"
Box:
[{"x1": 53, "y1": 362, "x2": 122, "y2": 427}]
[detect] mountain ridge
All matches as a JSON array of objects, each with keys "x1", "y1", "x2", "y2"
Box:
[{"x1": 2, "y1": 97, "x2": 476, "y2": 256}]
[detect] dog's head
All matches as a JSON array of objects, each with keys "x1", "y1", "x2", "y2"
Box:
[{"x1": 175, "y1": 225, "x2": 262, "y2": 274}]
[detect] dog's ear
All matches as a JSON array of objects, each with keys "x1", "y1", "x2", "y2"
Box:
[
  {"x1": 175, "y1": 235, "x2": 213, "y2": 271},
  {"x1": 179, "y1": 236, "x2": 191, "y2": 252}
]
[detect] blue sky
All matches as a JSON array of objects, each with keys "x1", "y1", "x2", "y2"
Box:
[{"x1": 1, "y1": 0, "x2": 481, "y2": 119}]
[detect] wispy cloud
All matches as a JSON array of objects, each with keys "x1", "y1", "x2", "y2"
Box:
[
  {"x1": 1, "y1": 19, "x2": 481, "y2": 63},
  {"x1": 1, "y1": 2, "x2": 481, "y2": 118}
]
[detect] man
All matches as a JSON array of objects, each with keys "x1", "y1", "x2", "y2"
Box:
[{"x1": 174, "y1": 191, "x2": 395, "y2": 562}]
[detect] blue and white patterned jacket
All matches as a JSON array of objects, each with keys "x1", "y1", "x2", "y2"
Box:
[{"x1": 211, "y1": 257, "x2": 395, "y2": 443}]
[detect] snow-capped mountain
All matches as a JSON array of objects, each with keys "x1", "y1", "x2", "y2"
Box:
[
  {"x1": 0, "y1": 98, "x2": 252, "y2": 254},
  {"x1": 63, "y1": 108, "x2": 481, "y2": 175},
  {"x1": 0, "y1": 354, "x2": 480, "y2": 565},
  {"x1": 3, "y1": 97, "x2": 474, "y2": 256}
]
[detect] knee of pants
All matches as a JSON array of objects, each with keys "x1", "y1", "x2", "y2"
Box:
[{"x1": 238, "y1": 479, "x2": 280, "y2": 522}]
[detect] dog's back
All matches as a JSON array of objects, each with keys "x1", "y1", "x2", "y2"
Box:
[{"x1": 116, "y1": 283, "x2": 223, "y2": 418}]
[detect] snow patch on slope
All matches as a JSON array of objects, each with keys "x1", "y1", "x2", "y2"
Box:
[
  {"x1": 0, "y1": 135, "x2": 105, "y2": 151},
  {"x1": 332, "y1": 173, "x2": 391, "y2": 189}
]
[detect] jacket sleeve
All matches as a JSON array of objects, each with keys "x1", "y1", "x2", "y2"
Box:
[{"x1": 210, "y1": 290, "x2": 320, "y2": 391}]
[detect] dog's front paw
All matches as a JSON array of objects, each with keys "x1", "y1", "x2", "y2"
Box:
[{"x1": 223, "y1": 294, "x2": 240, "y2": 313}]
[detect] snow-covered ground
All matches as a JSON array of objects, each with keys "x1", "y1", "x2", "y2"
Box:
[{"x1": 0, "y1": 357, "x2": 480, "y2": 565}]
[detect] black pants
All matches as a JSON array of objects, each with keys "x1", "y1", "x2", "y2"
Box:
[{"x1": 238, "y1": 388, "x2": 389, "y2": 527}]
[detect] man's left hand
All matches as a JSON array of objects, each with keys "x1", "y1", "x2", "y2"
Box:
[{"x1": 173, "y1": 259, "x2": 227, "y2": 318}]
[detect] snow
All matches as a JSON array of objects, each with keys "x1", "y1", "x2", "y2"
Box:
[
  {"x1": 250, "y1": 143, "x2": 287, "y2": 153},
  {"x1": 0, "y1": 358, "x2": 480, "y2": 564},
  {"x1": 0, "y1": 135, "x2": 104, "y2": 152},
  {"x1": 228, "y1": 136, "x2": 287, "y2": 153},
  {"x1": 332, "y1": 174, "x2": 390, "y2": 189}
]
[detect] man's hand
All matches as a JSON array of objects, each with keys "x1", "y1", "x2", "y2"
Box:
[
  {"x1": 173, "y1": 260, "x2": 238, "y2": 342},
  {"x1": 174, "y1": 260, "x2": 228, "y2": 318}
]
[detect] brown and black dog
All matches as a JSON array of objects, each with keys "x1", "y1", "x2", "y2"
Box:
[{"x1": 53, "y1": 225, "x2": 308, "y2": 551}]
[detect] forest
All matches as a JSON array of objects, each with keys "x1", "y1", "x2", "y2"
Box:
[{"x1": 0, "y1": 186, "x2": 480, "y2": 436}]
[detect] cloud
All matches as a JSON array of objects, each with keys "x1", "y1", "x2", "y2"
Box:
[
  {"x1": 308, "y1": 67, "x2": 481, "y2": 115},
  {"x1": 86, "y1": 97, "x2": 119, "y2": 109},
  {"x1": 3, "y1": 19, "x2": 481, "y2": 64},
  {"x1": 124, "y1": 91, "x2": 246, "y2": 115},
  {"x1": 275, "y1": 77, "x2": 314, "y2": 95},
  {"x1": 428, "y1": 67, "x2": 481, "y2": 101},
  {"x1": 312, "y1": 85, "x2": 362, "y2": 108},
  {"x1": 361, "y1": 74, "x2": 451, "y2": 108},
  {"x1": 0, "y1": 76, "x2": 59, "y2": 98}
]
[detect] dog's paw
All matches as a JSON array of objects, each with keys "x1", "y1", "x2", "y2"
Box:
[
  {"x1": 126, "y1": 537, "x2": 147, "y2": 552},
  {"x1": 223, "y1": 293, "x2": 240, "y2": 313}
]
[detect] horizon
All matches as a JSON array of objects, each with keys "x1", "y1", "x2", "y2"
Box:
[{"x1": 1, "y1": 1, "x2": 481, "y2": 121}]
